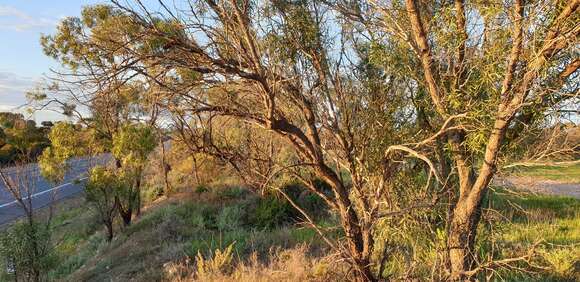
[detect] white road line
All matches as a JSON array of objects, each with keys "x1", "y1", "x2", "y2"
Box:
[{"x1": 0, "y1": 177, "x2": 89, "y2": 209}]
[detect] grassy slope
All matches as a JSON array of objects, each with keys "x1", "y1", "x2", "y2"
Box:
[
  {"x1": 6, "y1": 164, "x2": 577, "y2": 281},
  {"x1": 47, "y1": 187, "x2": 331, "y2": 281}
]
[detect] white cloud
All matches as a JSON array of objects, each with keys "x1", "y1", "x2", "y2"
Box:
[
  {"x1": 0, "y1": 71, "x2": 38, "y2": 106},
  {"x1": 0, "y1": 71, "x2": 71, "y2": 121},
  {"x1": 0, "y1": 5, "x2": 57, "y2": 31}
]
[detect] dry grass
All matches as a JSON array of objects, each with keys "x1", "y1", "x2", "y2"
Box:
[{"x1": 163, "y1": 244, "x2": 348, "y2": 282}]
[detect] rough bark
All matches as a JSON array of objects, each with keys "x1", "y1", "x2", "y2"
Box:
[
  {"x1": 105, "y1": 220, "x2": 114, "y2": 242},
  {"x1": 317, "y1": 165, "x2": 376, "y2": 281}
]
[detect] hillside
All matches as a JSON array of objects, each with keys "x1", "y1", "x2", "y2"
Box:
[{"x1": 24, "y1": 177, "x2": 577, "y2": 281}]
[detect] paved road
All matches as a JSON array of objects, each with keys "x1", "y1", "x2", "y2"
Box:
[{"x1": 0, "y1": 155, "x2": 110, "y2": 225}]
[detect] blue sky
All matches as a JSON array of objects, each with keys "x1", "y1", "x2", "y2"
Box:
[{"x1": 0, "y1": 0, "x2": 103, "y2": 121}]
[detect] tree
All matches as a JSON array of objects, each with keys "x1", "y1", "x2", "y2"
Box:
[
  {"x1": 341, "y1": 0, "x2": 579, "y2": 279},
  {"x1": 0, "y1": 112, "x2": 49, "y2": 164},
  {"x1": 38, "y1": 122, "x2": 79, "y2": 184},
  {"x1": 112, "y1": 123, "x2": 156, "y2": 224},
  {"x1": 0, "y1": 164, "x2": 56, "y2": 281},
  {"x1": 85, "y1": 166, "x2": 121, "y2": 241},
  {"x1": 39, "y1": 2, "x2": 435, "y2": 280}
]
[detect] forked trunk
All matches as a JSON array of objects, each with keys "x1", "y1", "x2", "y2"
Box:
[{"x1": 319, "y1": 165, "x2": 376, "y2": 281}]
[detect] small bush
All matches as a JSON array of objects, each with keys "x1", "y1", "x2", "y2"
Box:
[
  {"x1": 195, "y1": 184, "x2": 209, "y2": 194},
  {"x1": 280, "y1": 181, "x2": 330, "y2": 218},
  {"x1": 216, "y1": 205, "x2": 245, "y2": 231},
  {"x1": 216, "y1": 186, "x2": 247, "y2": 199},
  {"x1": 0, "y1": 221, "x2": 57, "y2": 281},
  {"x1": 252, "y1": 195, "x2": 296, "y2": 229}
]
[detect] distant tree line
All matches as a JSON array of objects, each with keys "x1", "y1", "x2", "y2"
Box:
[{"x1": 0, "y1": 112, "x2": 55, "y2": 164}]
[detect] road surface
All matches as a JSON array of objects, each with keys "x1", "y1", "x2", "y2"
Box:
[{"x1": 0, "y1": 155, "x2": 110, "y2": 226}]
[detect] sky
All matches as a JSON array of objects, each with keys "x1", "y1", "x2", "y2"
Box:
[{"x1": 0, "y1": 0, "x2": 103, "y2": 122}]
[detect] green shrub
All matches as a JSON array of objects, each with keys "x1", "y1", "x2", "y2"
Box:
[
  {"x1": 195, "y1": 184, "x2": 209, "y2": 194},
  {"x1": 216, "y1": 205, "x2": 245, "y2": 231},
  {"x1": 216, "y1": 186, "x2": 247, "y2": 199},
  {"x1": 0, "y1": 221, "x2": 57, "y2": 281},
  {"x1": 49, "y1": 233, "x2": 106, "y2": 279},
  {"x1": 280, "y1": 181, "x2": 329, "y2": 218},
  {"x1": 298, "y1": 193, "x2": 327, "y2": 217},
  {"x1": 252, "y1": 195, "x2": 296, "y2": 229}
]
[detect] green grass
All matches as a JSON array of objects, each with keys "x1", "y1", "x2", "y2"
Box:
[
  {"x1": 506, "y1": 163, "x2": 580, "y2": 182},
  {"x1": 50, "y1": 186, "x2": 332, "y2": 281},
  {"x1": 486, "y1": 188, "x2": 580, "y2": 281}
]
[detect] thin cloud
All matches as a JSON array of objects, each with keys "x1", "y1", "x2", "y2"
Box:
[
  {"x1": 0, "y1": 5, "x2": 57, "y2": 31},
  {"x1": 0, "y1": 71, "x2": 38, "y2": 106}
]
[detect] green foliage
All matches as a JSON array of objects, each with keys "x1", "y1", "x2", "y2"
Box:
[
  {"x1": 252, "y1": 195, "x2": 296, "y2": 229},
  {"x1": 85, "y1": 166, "x2": 127, "y2": 241},
  {"x1": 112, "y1": 123, "x2": 156, "y2": 169},
  {"x1": 86, "y1": 166, "x2": 122, "y2": 208},
  {"x1": 0, "y1": 221, "x2": 56, "y2": 281},
  {"x1": 0, "y1": 112, "x2": 49, "y2": 163},
  {"x1": 39, "y1": 122, "x2": 79, "y2": 183},
  {"x1": 216, "y1": 186, "x2": 247, "y2": 199},
  {"x1": 195, "y1": 184, "x2": 210, "y2": 194},
  {"x1": 216, "y1": 205, "x2": 244, "y2": 232},
  {"x1": 482, "y1": 189, "x2": 580, "y2": 280}
]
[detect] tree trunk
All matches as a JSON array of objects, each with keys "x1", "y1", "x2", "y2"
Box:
[
  {"x1": 135, "y1": 176, "x2": 142, "y2": 217},
  {"x1": 120, "y1": 210, "x2": 132, "y2": 226},
  {"x1": 318, "y1": 165, "x2": 375, "y2": 281},
  {"x1": 447, "y1": 117, "x2": 507, "y2": 279},
  {"x1": 161, "y1": 139, "x2": 170, "y2": 194},
  {"x1": 119, "y1": 202, "x2": 132, "y2": 226},
  {"x1": 105, "y1": 220, "x2": 114, "y2": 242},
  {"x1": 337, "y1": 205, "x2": 375, "y2": 281},
  {"x1": 447, "y1": 198, "x2": 483, "y2": 281}
]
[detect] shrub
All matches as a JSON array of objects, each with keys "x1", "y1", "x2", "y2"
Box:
[
  {"x1": 280, "y1": 181, "x2": 329, "y2": 218},
  {"x1": 0, "y1": 221, "x2": 56, "y2": 281},
  {"x1": 195, "y1": 184, "x2": 209, "y2": 194},
  {"x1": 216, "y1": 186, "x2": 247, "y2": 199},
  {"x1": 252, "y1": 195, "x2": 296, "y2": 229},
  {"x1": 216, "y1": 205, "x2": 245, "y2": 232}
]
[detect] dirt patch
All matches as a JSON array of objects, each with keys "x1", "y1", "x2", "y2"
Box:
[{"x1": 494, "y1": 176, "x2": 580, "y2": 199}]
